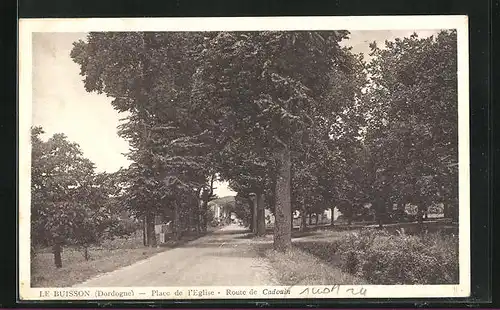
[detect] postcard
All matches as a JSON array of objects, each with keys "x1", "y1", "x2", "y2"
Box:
[{"x1": 18, "y1": 15, "x2": 470, "y2": 300}]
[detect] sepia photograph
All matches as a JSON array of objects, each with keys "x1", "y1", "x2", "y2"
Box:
[{"x1": 18, "y1": 16, "x2": 470, "y2": 300}]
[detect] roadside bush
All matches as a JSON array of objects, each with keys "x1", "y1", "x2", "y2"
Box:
[
  {"x1": 108, "y1": 218, "x2": 140, "y2": 239},
  {"x1": 337, "y1": 229, "x2": 458, "y2": 284},
  {"x1": 337, "y1": 229, "x2": 390, "y2": 274}
]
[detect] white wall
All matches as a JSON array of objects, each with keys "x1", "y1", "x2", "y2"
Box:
[{"x1": 323, "y1": 207, "x2": 342, "y2": 221}]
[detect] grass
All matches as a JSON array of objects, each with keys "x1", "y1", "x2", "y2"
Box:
[
  {"x1": 265, "y1": 218, "x2": 453, "y2": 235},
  {"x1": 253, "y1": 229, "x2": 364, "y2": 285},
  {"x1": 32, "y1": 246, "x2": 164, "y2": 287},
  {"x1": 32, "y1": 223, "x2": 456, "y2": 287},
  {"x1": 335, "y1": 229, "x2": 459, "y2": 284},
  {"x1": 257, "y1": 244, "x2": 366, "y2": 286},
  {"x1": 31, "y1": 228, "x2": 218, "y2": 287},
  {"x1": 257, "y1": 222, "x2": 457, "y2": 286}
]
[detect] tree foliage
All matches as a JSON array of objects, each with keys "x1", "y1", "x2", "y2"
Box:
[
  {"x1": 192, "y1": 31, "x2": 366, "y2": 250},
  {"x1": 361, "y1": 30, "x2": 458, "y2": 223},
  {"x1": 31, "y1": 127, "x2": 130, "y2": 266},
  {"x1": 66, "y1": 29, "x2": 459, "y2": 253},
  {"x1": 71, "y1": 32, "x2": 218, "y2": 243}
]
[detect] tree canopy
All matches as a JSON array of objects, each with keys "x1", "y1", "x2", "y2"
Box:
[
  {"x1": 362, "y1": 30, "x2": 458, "y2": 221},
  {"x1": 31, "y1": 127, "x2": 134, "y2": 267},
  {"x1": 67, "y1": 29, "x2": 459, "y2": 252}
]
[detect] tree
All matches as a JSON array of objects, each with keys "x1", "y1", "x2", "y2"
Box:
[
  {"x1": 233, "y1": 193, "x2": 252, "y2": 227},
  {"x1": 71, "y1": 32, "x2": 216, "y2": 243},
  {"x1": 192, "y1": 31, "x2": 366, "y2": 251},
  {"x1": 199, "y1": 174, "x2": 218, "y2": 233},
  {"x1": 70, "y1": 172, "x2": 133, "y2": 260},
  {"x1": 31, "y1": 127, "x2": 122, "y2": 267},
  {"x1": 363, "y1": 30, "x2": 458, "y2": 226},
  {"x1": 71, "y1": 31, "x2": 368, "y2": 251},
  {"x1": 215, "y1": 137, "x2": 274, "y2": 236}
]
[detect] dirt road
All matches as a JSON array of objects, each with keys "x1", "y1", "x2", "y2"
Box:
[{"x1": 73, "y1": 224, "x2": 277, "y2": 287}]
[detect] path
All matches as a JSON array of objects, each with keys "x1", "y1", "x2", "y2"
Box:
[{"x1": 73, "y1": 224, "x2": 277, "y2": 287}]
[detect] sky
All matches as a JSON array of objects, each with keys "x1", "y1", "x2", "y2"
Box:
[{"x1": 31, "y1": 29, "x2": 440, "y2": 198}]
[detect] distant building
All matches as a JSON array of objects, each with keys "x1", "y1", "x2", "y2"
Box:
[
  {"x1": 323, "y1": 207, "x2": 342, "y2": 221},
  {"x1": 152, "y1": 214, "x2": 173, "y2": 244},
  {"x1": 265, "y1": 209, "x2": 275, "y2": 224},
  {"x1": 263, "y1": 208, "x2": 342, "y2": 226},
  {"x1": 208, "y1": 202, "x2": 229, "y2": 221}
]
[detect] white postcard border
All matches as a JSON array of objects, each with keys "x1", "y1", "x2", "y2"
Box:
[{"x1": 18, "y1": 15, "x2": 470, "y2": 300}]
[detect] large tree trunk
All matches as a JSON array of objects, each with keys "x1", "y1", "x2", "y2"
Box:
[
  {"x1": 142, "y1": 215, "x2": 148, "y2": 246},
  {"x1": 83, "y1": 246, "x2": 90, "y2": 261},
  {"x1": 374, "y1": 200, "x2": 384, "y2": 228},
  {"x1": 256, "y1": 193, "x2": 266, "y2": 236},
  {"x1": 201, "y1": 206, "x2": 207, "y2": 233},
  {"x1": 198, "y1": 199, "x2": 208, "y2": 234},
  {"x1": 194, "y1": 190, "x2": 202, "y2": 234},
  {"x1": 396, "y1": 202, "x2": 404, "y2": 221},
  {"x1": 201, "y1": 209, "x2": 207, "y2": 231},
  {"x1": 146, "y1": 213, "x2": 152, "y2": 245},
  {"x1": 200, "y1": 177, "x2": 215, "y2": 233},
  {"x1": 178, "y1": 202, "x2": 187, "y2": 235},
  {"x1": 300, "y1": 198, "x2": 307, "y2": 232},
  {"x1": 417, "y1": 203, "x2": 424, "y2": 225},
  {"x1": 251, "y1": 196, "x2": 258, "y2": 234},
  {"x1": 416, "y1": 202, "x2": 425, "y2": 233},
  {"x1": 195, "y1": 208, "x2": 201, "y2": 234},
  {"x1": 248, "y1": 204, "x2": 254, "y2": 232},
  {"x1": 273, "y1": 146, "x2": 292, "y2": 252},
  {"x1": 331, "y1": 206, "x2": 335, "y2": 226},
  {"x1": 314, "y1": 213, "x2": 319, "y2": 225},
  {"x1": 443, "y1": 203, "x2": 450, "y2": 218},
  {"x1": 146, "y1": 212, "x2": 157, "y2": 247},
  {"x1": 52, "y1": 243, "x2": 62, "y2": 268},
  {"x1": 173, "y1": 202, "x2": 181, "y2": 240},
  {"x1": 342, "y1": 202, "x2": 353, "y2": 226},
  {"x1": 189, "y1": 196, "x2": 196, "y2": 232},
  {"x1": 450, "y1": 199, "x2": 458, "y2": 222},
  {"x1": 300, "y1": 212, "x2": 307, "y2": 232},
  {"x1": 151, "y1": 213, "x2": 158, "y2": 247}
]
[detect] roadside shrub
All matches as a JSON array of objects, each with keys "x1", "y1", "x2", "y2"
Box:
[
  {"x1": 337, "y1": 229, "x2": 390, "y2": 275},
  {"x1": 337, "y1": 229, "x2": 459, "y2": 284},
  {"x1": 108, "y1": 218, "x2": 140, "y2": 239}
]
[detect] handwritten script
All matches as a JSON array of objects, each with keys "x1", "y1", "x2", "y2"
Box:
[{"x1": 299, "y1": 285, "x2": 367, "y2": 297}]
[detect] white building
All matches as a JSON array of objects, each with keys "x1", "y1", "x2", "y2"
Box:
[
  {"x1": 264, "y1": 207, "x2": 342, "y2": 225},
  {"x1": 323, "y1": 207, "x2": 342, "y2": 221},
  {"x1": 208, "y1": 202, "x2": 229, "y2": 221}
]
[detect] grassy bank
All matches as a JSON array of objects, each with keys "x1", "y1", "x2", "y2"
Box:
[
  {"x1": 258, "y1": 225, "x2": 458, "y2": 286},
  {"x1": 32, "y1": 245, "x2": 164, "y2": 287},
  {"x1": 257, "y1": 242, "x2": 365, "y2": 286},
  {"x1": 334, "y1": 229, "x2": 459, "y2": 284},
  {"x1": 31, "y1": 228, "x2": 218, "y2": 287}
]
